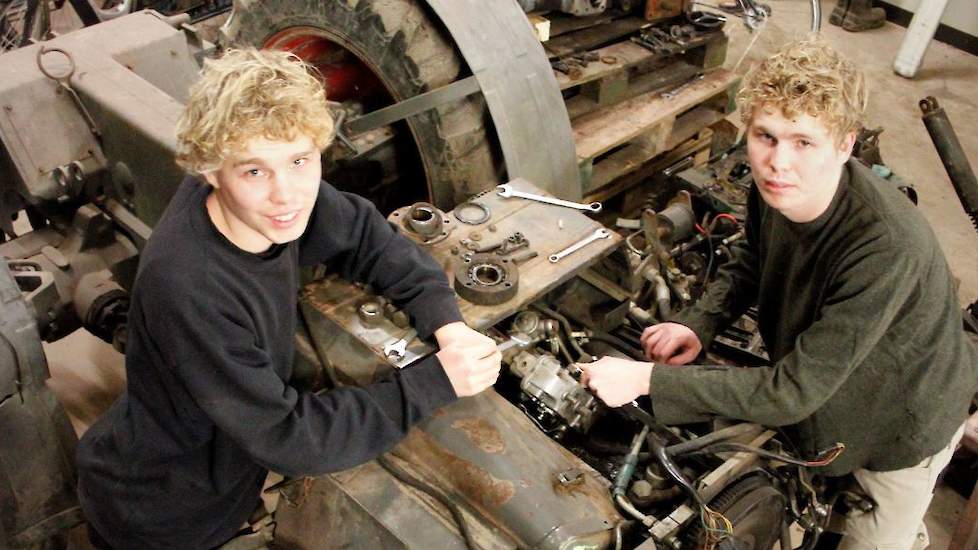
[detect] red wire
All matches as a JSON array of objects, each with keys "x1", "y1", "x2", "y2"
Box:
[{"x1": 713, "y1": 213, "x2": 739, "y2": 225}]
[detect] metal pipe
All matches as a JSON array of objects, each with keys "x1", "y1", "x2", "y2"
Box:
[{"x1": 810, "y1": 0, "x2": 821, "y2": 32}]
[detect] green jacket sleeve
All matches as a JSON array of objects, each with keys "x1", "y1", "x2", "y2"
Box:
[{"x1": 650, "y1": 241, "x2": 919, "y2": 426}]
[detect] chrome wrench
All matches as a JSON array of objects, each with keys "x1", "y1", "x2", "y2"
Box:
[
  {"x1": 383, "y1": 328, "x2": 418, "y2": 361},
  {"x1": 549, "y1": 229, "x2": 611, "y2": 263},
  {"x1": 496, "y1": 184, "x2": 602, "y2": 213}
]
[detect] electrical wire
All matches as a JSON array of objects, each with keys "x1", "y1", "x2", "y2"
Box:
[{"x1": 683, "y1": 441, "x2": 846, "y2": 467}]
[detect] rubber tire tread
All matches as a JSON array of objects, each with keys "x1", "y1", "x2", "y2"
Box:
[{"x1": 223, "y1": 0, "x2": 500, "y2": 208}]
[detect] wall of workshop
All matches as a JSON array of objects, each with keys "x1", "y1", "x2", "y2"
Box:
[{"x1": 883, "y1": 0, "x2": 978, "y2": 40}]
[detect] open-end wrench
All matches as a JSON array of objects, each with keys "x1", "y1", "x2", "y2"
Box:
[
  {"x1": 496, "y1": 184, "x2": 602, "y2": 213},
  {"x1": 549, "y1": 229, "x2": 611, "y2": 263},
  {"x1": 383, "y1": 328, "x2": 418, "y2": 361}
]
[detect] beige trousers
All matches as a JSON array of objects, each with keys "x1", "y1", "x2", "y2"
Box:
[{"x1": 838, "y1": 422, "x2": 965, "y2": 550}]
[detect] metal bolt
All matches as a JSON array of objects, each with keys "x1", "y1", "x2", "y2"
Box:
[
  {"x1": 629, "y1": 480, "x2": 653, "y2": 501},
  {"x1": 469, "y1": 232, "x2": 483, "y2": 241},
  {"x1": 488, "y1": 224, "x2": 498, "y2": 232}
]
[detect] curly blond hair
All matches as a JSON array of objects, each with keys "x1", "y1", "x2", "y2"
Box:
[
  {"x1": 736, "y1": 38, "x2": 867, "y2": 142},
  {"x1": 175, "y1": 48, "x2": 334, "y2": 174}
]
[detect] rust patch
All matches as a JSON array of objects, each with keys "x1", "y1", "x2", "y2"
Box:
[
  {"x1": 401, "y1": 430, "x2": 517, "y2": 510},
  {"x1": 451, "y1": 417, "x2": 506, "y2": 454}
]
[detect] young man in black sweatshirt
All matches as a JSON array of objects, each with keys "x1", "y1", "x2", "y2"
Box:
[
  {"x1": 581, "y1": 39, "x2": 978, "y2": 549},
  {"x1": 76, "y1": 48, "x2": 501, "y2": 549}
]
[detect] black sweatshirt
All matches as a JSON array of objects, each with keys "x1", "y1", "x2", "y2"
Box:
[
  {"x1": 76, "y1": 177, "x2": 464, "y2": 549},
  {"x1": 654, "y1": 160, "x2": 978, "y2": 476}
]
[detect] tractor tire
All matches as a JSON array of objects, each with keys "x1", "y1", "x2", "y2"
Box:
[{"x1": 222, "y1": 0, "x2": 501, "y2": 209}]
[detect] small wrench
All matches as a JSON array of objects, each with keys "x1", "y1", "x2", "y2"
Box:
[
  {"x1": 549, "y1": 229, "x2": 611, "y2": 263},
  {"x1": 496, "y1": 184, "x2": 602, "y2": 213},
  {"x1": 383, "y1": 328, "x2": 418, "y2": 361}
]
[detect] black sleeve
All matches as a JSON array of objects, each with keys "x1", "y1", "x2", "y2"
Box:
[
  {"x1": 671, "y1": 187, "x2": 762, "y2": 347},
  {"x1": 144, "y1": 273, "x2": 458, "y2": 477},
  {"x1": 298, "y1": 183, "x2": 463, "y2": 339}
]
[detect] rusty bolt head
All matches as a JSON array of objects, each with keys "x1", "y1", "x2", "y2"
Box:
[
  {"x1": 469, "y1": 232, "x2": 483, "y2": 241},
  {"x1": 629, "y1": 480, "x2": 653, "y2": 501},
  {"x1": 450, "y1": 246, "x2": 460, "y2": 255},
  {"x1": 488, "y1": 224, "x2": 498, "y2": 232}
]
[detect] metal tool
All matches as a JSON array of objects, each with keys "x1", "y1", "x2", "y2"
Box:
[
  {"x1": 497, "y1": 333, "x2": 532, "y2": 354},
  {"x1": 383, "y1": 328, "x2": 418, "y2": 361},
  {"x1": 549, "y1": 228, "x2": 611, "y2": 263},
  {"x1": 661, "y1": 74, "x2": 704, "y2": 100},
  {"x1": 496, "y1": 184, "x2": 602, "y2": 213}
]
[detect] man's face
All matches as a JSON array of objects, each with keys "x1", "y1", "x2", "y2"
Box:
[
  {"x1": 746, "y1": 106, "x2": 855, "y2": 222},
  {"x1": 204, "y1": 135, "x2": 321, "y2": 253}
]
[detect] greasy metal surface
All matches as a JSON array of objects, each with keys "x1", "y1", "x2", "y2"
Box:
[
  {"x1": 303, "y1": 179, "x2": 621, "y2": 364},
  {"x1": 274, "y1": 460, "x2": 518, "y2": 549},
  {"x1": 0, "y1": 11, "x2": 203, "y2": 227},
  {"x1": 395, "y1": 391, "x2": 619, "y2": 548},
  {"x1": 423, "y1": 0, "x2": 581, "y2": 200},
  {"x1": 296, "y1": 194, "x2": 623, "y2": 546},
  {"x1": 0, "y1": 264, "x2": 80, "y2": 546}
]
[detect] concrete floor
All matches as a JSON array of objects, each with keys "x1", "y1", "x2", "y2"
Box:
[{"x1": 30, "y1": 0, "x2": 978, "y2": 547}]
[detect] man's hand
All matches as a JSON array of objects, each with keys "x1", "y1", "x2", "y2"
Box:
[
  {"x1": 579, "y1": 357, "x2": 653, "y2": 408},
  {"x1": 640, "y1": 323, "x2": 702, "y2": 365},
  {"x1": 434, "y1": 322, "x2": 501, "y2": 397}
]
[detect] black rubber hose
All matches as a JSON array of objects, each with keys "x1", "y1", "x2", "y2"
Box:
[
  {"x1": 587, "y1": 332, "x2": 646, "y2": 361},
  {"x1": 666, "y1": 423, "x2": 763, "y2": 456},
  {"x1": 646, "y1": 430, "x2": 707, "y2": 508},
  {"x1": 377, "y1": 454, "x2": 478, "y2": 550},
  {"x1": 532, "y1": 303, "x2": 591, "y2": 361}
]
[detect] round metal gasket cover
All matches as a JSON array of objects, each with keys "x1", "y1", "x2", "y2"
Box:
[
  {"x1": 454, "y1": 254, "x2": 519, "y2": 305},
  {"x1": 453, "y1": 201, "x2": 491, "y2": 225}
]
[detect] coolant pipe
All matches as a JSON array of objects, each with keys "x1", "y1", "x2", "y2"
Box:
[
  {"x1": 653, "y1": 274, "x2": 671, "y2": 321},
  {"x1": 613, "y1": 426, "x2": 648, "y2": 496},
  {"x1": 613, "y1": 426, "x2": 658, "y2": 528}
]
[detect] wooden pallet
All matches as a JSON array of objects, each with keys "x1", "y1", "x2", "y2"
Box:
[
  {"x1": 573, "y1": 67, "x2": 738, "y2": 195},
  {"x1": 590, "y1": 127, "x2": 714, "y2": 208}
]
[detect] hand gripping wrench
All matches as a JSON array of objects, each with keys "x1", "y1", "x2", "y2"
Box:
[
  {"x1": 496, "y1": 184, "x2": 602, "y2": 213},
  {"x1": 549, "y1": 229, "x2": 611, "y2": 263}
]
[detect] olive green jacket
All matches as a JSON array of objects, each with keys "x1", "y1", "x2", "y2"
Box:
[{"x1": 652, "y1": 160, "x2": 978, "y2": 475}]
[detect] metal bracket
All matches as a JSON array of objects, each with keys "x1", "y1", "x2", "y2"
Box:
[
  {"x1": 345, "y1": 75, "x2": 481, "y2": 137},
  {"x1": 422, "y1": 0, "x2": 580, "y2": 200}
]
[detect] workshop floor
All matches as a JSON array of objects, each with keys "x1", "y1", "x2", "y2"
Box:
[{"x1": 38, "y1": 1, "x2": 977, "y2": 548}]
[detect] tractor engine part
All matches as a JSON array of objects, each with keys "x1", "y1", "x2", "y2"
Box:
[
  {"x1": 0, "y1": 263, "x2": 82, "y2": 549},
  {"x1": 454, "y1": 253, "x2": 519, "y2": 305},
  {"x1": 509, "y1": 349, "x2": 599, "y2": 432}
]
